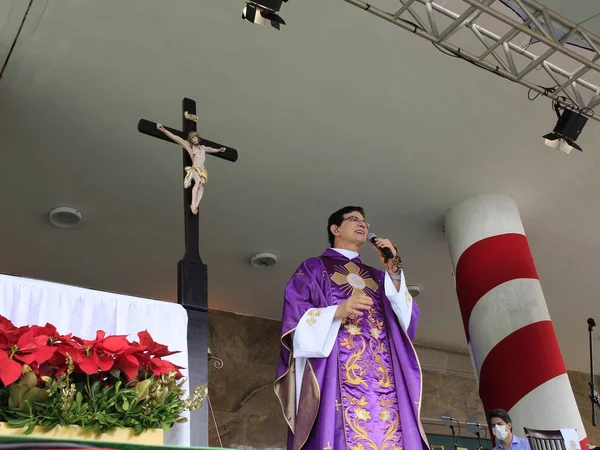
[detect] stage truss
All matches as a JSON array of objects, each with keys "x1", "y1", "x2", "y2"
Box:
[{"x1": 343, "y1": 0, "x2": 600, "y2": 123}]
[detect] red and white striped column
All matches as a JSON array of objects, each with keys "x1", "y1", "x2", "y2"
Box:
[{"x1": 444, "y1": 194, "x2": 586, "y2": 446}]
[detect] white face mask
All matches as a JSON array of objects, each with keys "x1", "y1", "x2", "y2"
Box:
[{"x1": 493, "y1": 424, "x2": 509, "y2": 441}]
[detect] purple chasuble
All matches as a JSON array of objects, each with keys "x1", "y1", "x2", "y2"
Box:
[{"x1": 274, "y1": 249, "x2": 429, "y2": 450}]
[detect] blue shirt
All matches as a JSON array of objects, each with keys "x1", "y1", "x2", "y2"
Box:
[{"x1": 494, "y1": 435, "x2": 532, "y2": 450}]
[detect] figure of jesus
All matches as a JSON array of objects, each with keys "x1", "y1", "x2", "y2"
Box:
[{"x1": 156, "y1": 123, "x2": 225, "y2": 214}]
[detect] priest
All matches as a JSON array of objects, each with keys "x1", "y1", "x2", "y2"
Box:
[{"x1": 275, "y1": 206, "x2": 429, "y2": 450}]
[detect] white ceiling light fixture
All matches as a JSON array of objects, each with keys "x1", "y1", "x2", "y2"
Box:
[
  {"x1": 48, "y1": 206, "x2": 82, "y2": 228},
  {"x1": 250, "y1": 252, "x2": 279, "y2": 268},
  {"x1": 407, "y1": 285, "x2": 421, "y2": 298}
]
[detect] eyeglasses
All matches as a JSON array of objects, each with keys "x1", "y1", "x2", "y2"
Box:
[{"x1": 342, "y1": 216, "x2": 370, "y2": 229}]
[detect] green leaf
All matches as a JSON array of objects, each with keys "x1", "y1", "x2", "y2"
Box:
[
  {"x1": 76, "y1": 391, "x2": 83, "y2": 407},
  {"x1": 122, "y1": 397, "x2": 129, "y2": 411},
  {"x1": 74, "y1": 381, "x2": 86, "y2": 393},
  {"x1": 6, "y1": 419, "x2": 29, "y2": 428},
  {"x1": 135, "y1": 379, "x2": 151, "y2": 401},
  {"x1": 20, "y1": 372, "x2": 38, "y2": 388},
  {"x1": 8, "y1": 384, "x2": 27, "y2": 409},
  {"x1": 23, "y1": 387, "x2": 49, "y2": 404}
]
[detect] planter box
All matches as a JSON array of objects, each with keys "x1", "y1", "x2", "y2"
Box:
[{"x1": 0, "y1": 422, "x2": 163, "y2": 445}]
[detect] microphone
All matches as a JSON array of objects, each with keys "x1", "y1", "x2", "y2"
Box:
[{"x1": 367, "y1": 232, "x2": 395, "y2": 260}]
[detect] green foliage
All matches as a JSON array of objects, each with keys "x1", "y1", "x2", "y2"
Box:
[
  {"x1": 8, "y1": 372, "x2": 49, "y2": 409},
  {"x1": 0, "y1": 371, "x2": 207, "y2": 435}
]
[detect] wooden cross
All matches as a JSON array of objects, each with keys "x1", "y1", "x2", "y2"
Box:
[
  {"x1": 138, "y1": 98, "x2": 238, "y2": 304},
  {"x1": 137, "y1": 98, "x2": 238, "y2": 446}
]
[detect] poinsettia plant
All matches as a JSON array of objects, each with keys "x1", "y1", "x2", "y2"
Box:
[{"x1": 0, "y1": 315, "x2": 207, "y2": 435}]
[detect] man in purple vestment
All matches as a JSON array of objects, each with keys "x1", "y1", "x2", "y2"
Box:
[{"x1": 275, "y1": 206, "x2": 429, "y2": 450}]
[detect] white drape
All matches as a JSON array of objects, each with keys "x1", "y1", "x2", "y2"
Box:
[{"x1": 0, "y1": 274, "x2": 190, "y2": 446}]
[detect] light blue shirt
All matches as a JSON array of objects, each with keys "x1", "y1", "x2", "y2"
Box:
[{"x1": 494, "y1": 435, "x2": 532, "y2": 450}]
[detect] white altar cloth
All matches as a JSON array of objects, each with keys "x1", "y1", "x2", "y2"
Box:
[{"x1": 0, "y1": 273, "x2": 190, "y2": 446}]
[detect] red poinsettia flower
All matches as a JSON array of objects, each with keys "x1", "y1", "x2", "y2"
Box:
[
  {"x1": 102, "y1": 335, "x2": 138, "y2": 355},
  {"x1": 0, "y1": 316, "x2": 28, "y2": 349},
  {"x1": 97, "y1": 335, "x2": 148, "y2": 379},
  {"x1": 138, "y1": 330, "x2": 179, "y2": 358},
  {"x1": 42, "y1": 339, "x2": 76, "y2": 376},
  {"x1": 0, "y1": 349, "x2": 23, "y2": 386},
  {"x1": 0, "y1": 315, "x2": 18, "y2": 339},
  {"x1": 65, "y1": 331, "x2": 114, "y2": 375},
  {"x1": 78, "y1": 351, "x2": 114, "y2": 375},
  {"x1": 12, "y1": 329, "x2": 56, "y2": 366},
  {"x1": 0, "y1": 315, "x2": 185, "y2": 382},
  {"x1": 150, "y1": 357, "x2": 183, "y2": 378},
  {"x1": 29, "y1": 323, "x2": 60, "y2": 340},
  {"x1": 115, "y1": 353, "x2": 141, "y2": 381}
]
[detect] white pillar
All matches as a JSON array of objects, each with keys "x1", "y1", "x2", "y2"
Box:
[{"x1": 444, "y1": 194, "x2": 586, "y2": 445}]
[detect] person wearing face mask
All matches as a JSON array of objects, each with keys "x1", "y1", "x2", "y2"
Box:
[{"x1": 488, "y1": 409, "x2": 531, "y2": 450}]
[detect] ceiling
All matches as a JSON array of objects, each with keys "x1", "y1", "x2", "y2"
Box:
[
  {"x1": 1, "y1": 0, "x2": 600, "y2": 373},
  {"x1": 537, "y1": 0, "x2": 600, "y2": 36}
]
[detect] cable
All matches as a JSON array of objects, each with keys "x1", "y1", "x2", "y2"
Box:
[
  {"x1": 528, "y1": 85, "x2": 556, "y2": 101},
  {"x1": 0, "y1": 0, "x2": 34, "y2": 80},
  {"x1": 430, "y1": 42, "x2": 514, "y2": 83},
  {"x1": 207, "y1": 394, "x2": 223, "y2": 448},
  {"x1": 576, "y1": 11, "x2": 600, "y2": 28},
  {"x1": 432, "y1": 42, "x2": 459, "y2": 58},
  {"x1": 428, "y1": 40, "x2": 578, "y2": 109}
]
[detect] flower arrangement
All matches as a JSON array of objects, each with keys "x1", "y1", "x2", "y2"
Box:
[{"x1": 0, "y1": 315, "x2": 207, "y2": 435}]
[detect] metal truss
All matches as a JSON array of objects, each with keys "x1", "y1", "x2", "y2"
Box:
[{"x1": 343, "y1": 0, "x2": 600, "y2": 123}]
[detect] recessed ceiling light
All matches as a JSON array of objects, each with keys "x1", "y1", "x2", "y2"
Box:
[
  {"x1": 250, "y1": 252, "x2": 278, "y2": 268},
  {"x1": 407, "y1": 285, "x2": 421, "y2": 298},
  {"x1": 48, "y1": 206, "x2": 82, "y2": 228}
]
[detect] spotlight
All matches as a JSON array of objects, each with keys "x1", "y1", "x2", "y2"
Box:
[
  {"x1": 543, "y1": 107, "x2": 588, "y2": 154},
  {"x1": 242, "y1": 0, "x2": 287, "y2": 30}
]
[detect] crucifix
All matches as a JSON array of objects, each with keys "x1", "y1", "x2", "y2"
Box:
[{"x1": 137, "y1": 98, "x2": 238, "y2": 446}]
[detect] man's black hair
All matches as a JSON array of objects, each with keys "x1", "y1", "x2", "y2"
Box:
[
  {"x1": 488, "y1": 409, "x2": 512, "y2": 424},
  {"x1": 327, "y1": 206, "x2": 365, "y2": 247}
]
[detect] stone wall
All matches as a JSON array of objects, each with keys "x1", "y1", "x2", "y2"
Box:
[
  {"x1": 207, "y1": 310, "x2": 600, "y2": 449},
  {"x1": 207, "y1": 310, "x2": 286, "y2": 449},
  {"x1": 569, "y1": 371, "x2": 600, "y2": 444}
]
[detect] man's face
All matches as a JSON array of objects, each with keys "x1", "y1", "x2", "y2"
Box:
[
  {"x1": 190, "y1": 136, "x2": 200, "y2": 145},
  {"x1": 332, "y1": 211, "x2": 368, "y2": 247},
  {"x1": 490, "y1": 417, "x2": 511, "y2": 433}
]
